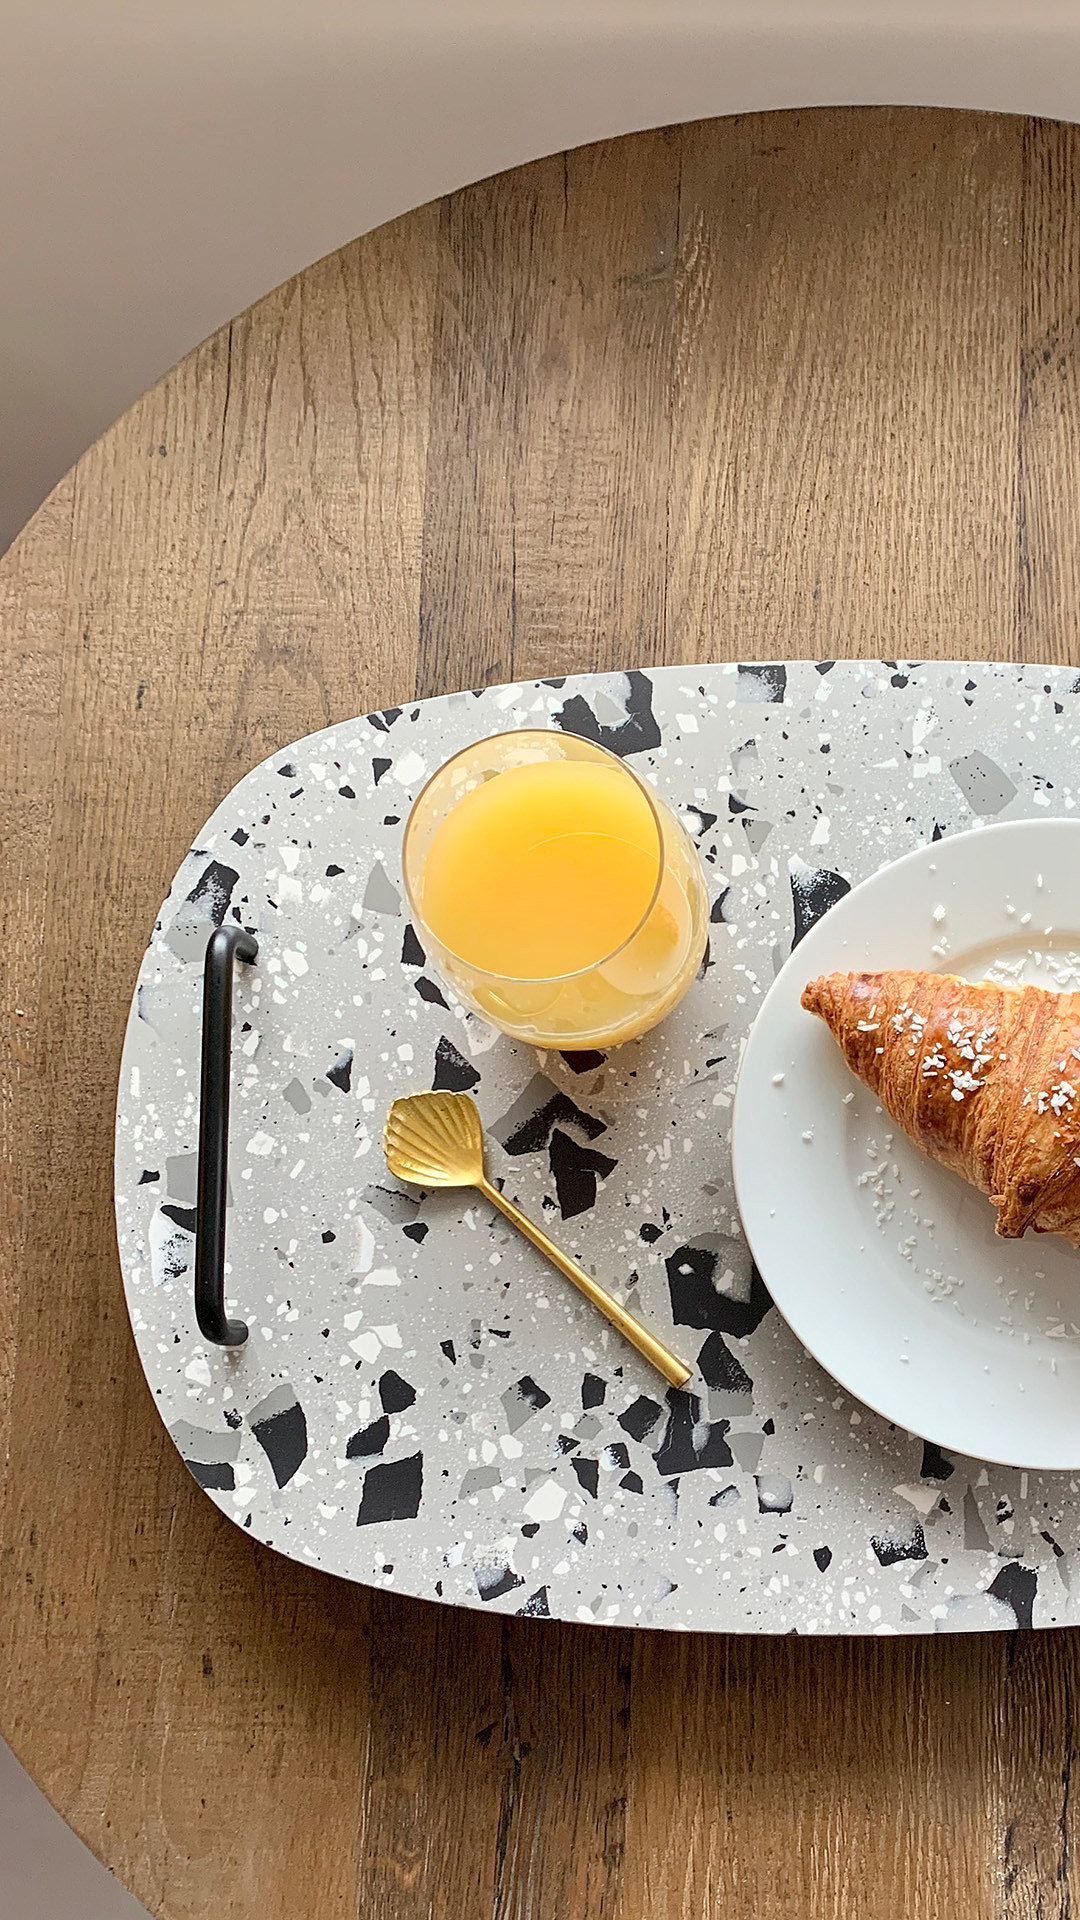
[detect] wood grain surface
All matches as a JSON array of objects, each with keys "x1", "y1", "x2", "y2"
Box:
[{"x1": 3, "y1": 105, "x2": 1080, "y2": 1920}]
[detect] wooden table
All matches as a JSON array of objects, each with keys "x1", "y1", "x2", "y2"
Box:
[{"x1": 3, "y1": 104, "x2": 1080, "y2": 1920}]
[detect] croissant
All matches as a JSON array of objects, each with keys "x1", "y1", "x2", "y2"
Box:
[{"x1": 801, "y1": 970, "x2": 1080, "y2": 1250}]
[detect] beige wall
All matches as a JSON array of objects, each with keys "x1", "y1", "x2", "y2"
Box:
[
  {"x1": 0, "y1": 1732, "x2": 149, "y2": 1919},
  {"x1": 1, "y1": 0, "x2": 1079, "y2": 545}
]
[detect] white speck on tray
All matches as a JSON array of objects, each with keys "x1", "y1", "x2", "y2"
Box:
[
  {"x1": 772, "y1": 1072, "x2": 785, "y2": 1086},
  {"x1": 802, "y1": 1129, "x2": 814, "y2": 1143},
  {"x1": 393, "y1": 749, "x2": 427, "y2": 785},
  {"x1": 932, "y1": 904, "x2": 946, "y2": 923}
]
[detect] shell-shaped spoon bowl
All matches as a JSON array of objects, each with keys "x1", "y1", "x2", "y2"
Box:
[
  {"x1": 384, "y1": 1090, "x2": 692, "y2": 1389},
  {"x1": 384, "y1": 1091, "x2": 486, "y2": 1188}
]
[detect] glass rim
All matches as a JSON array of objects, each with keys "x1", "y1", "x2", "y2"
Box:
[{"x1": 400, "y1": 727, "x2": 667, "y2": 986}]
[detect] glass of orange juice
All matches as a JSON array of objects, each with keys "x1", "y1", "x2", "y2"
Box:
[{"x1": 401, "y1": 730, "x2": 708, "y2": 1048}]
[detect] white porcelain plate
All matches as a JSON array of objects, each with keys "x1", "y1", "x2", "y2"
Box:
[{"x1": 733, "y1": 819, "x2": 1080, "y2": 1470}]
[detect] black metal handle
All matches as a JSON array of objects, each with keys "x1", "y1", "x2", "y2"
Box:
[{"x1": 195, "y1": 923, "x2": 258, "y2": 1346}]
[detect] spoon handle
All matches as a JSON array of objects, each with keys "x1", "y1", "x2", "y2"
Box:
[{"x1": 478, "y1": 1177, "x2": 692, "y2": 1390}]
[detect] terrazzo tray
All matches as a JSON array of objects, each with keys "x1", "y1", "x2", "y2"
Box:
[{"x1": 116, "y1": 659, "x2": 1080, "y2": 1635}]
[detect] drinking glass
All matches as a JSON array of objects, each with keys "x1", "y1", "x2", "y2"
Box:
[{"x1": 401, "y1": 729, "x2": 708, "y2": 1048}]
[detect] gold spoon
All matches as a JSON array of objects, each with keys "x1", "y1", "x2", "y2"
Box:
[{"x1": 384, "y1": 1091, "x2": 692, "y2": 1390}]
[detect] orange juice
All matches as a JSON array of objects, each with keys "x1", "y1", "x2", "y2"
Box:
[
  {"x1": 420, "y1": 759, "x2": 660, "y2": 978},
  {"x1": 405, "y1": 736, "x2": 709, "y2": 1048}
]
